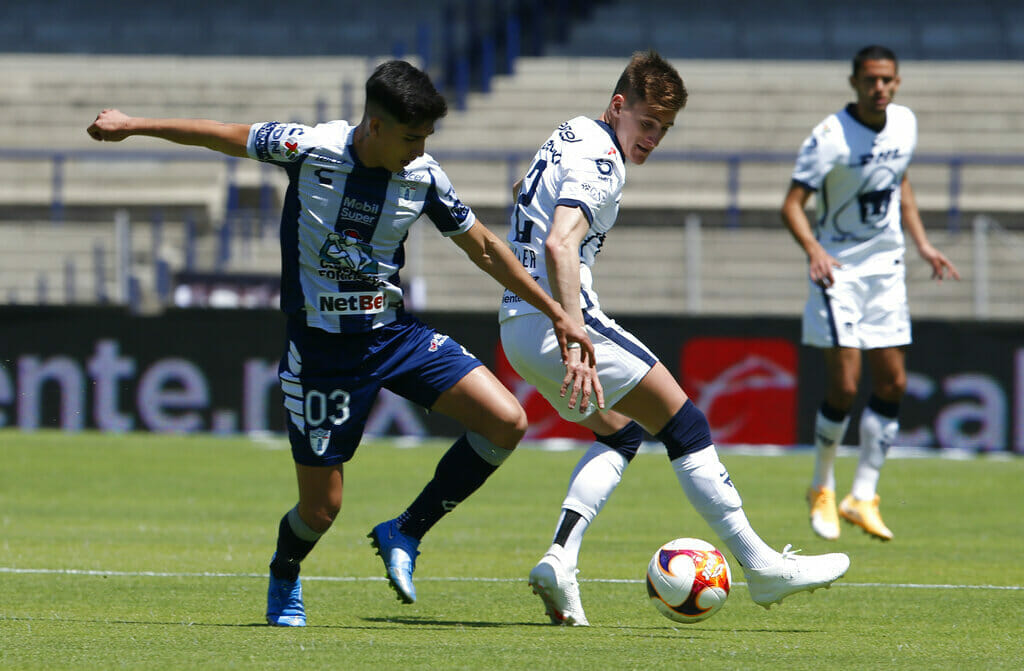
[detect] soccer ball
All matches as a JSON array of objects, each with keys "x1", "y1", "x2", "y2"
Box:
[{"x1": 646, "y1": 537, "x2": 731, "y2": 623}]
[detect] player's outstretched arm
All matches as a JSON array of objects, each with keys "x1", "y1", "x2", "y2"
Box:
[
  {"x1": 781, "y1": 181, "x2": 841, "y2": 287},
  {"x1": 543, "y1": 204, "x2": 604, "y2": 413},
  {"x1": 87, "y1": 109, "x2": 251, "y2": 158},
  {"x1": 899, "y1": 176, "x2": 961, "y2": 281},
  {"x1": 450, "y1": 220, "x2": 604, "y2": 410}
]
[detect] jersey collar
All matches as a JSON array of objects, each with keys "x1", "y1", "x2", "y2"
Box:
[
  {"x1": 594, "y1": 119, "x2": 624, "y2": 156},
  {"x1": 844, "y1": 103, "x2": 887, "y2": 134}
]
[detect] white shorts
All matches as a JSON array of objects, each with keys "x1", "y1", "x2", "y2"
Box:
[
  {"x1": 499, "y1": 309, "x2": 657, "y2": 421},
  {"x1": 802, "y1": 264, "x2": 912, "y2": 349}
]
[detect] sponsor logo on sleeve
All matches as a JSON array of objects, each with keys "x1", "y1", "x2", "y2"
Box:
[
  {"x1": 429, "y1": 333, "x2": 450, "y2": 352},
  {"x1": 557, "y1": 122, "x2": 582, "y2": 143}
]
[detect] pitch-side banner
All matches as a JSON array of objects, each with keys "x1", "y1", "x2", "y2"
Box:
[{"x1": 0, "y1": 307, "x2": 1020, "y2": 452}]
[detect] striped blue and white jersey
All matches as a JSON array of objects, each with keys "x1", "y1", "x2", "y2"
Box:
[
  {"x1": 247, "y1": 120, "x2": 475, "y2": 333},
  {"x1": 499, "y1": 116, "x2": 625, "y2": 322},
  {"x1": 791, "y1": 103, "x2": 917, "y2": 271}
]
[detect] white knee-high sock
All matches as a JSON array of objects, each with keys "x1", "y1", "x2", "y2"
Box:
[
  {"x1": 812, "y1": 410, "x2": 850, "y2": 490},
  {"x1": 551, "y1": 443, "x2": 628, "y2": 568},
  {"x1": 851, "y1": 406, "x2": 898, "y2": 500},
  {"x1": 672, "y1": 445, "x2": 777, "y2": 571}
]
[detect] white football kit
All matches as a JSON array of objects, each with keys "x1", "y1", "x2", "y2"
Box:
[
  {"x1": 791, "y1": 103, "x2": 917, "y2": 349},
  {"x1": 499, "y1": 116, "x2": 658, "y2": 419}
]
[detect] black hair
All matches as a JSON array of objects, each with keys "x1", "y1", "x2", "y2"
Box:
[
  {"x1": 365, "y1": 60, "x2": 447, "y2": 126},
  {"x1": 852, "y1": 45, "x2": 898, "y2": 76}
]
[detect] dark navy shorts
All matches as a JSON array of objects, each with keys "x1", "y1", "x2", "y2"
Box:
[{"x1": 279, "y1": 314, "x2": 483, "y2": 466}]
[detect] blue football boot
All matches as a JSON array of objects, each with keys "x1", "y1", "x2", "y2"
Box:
[
  {"x1": 266, "y1": 554, "x2": 306, "y2": 626},
  {"x1": 368, "y1": 519, "x2": 421, "y2": 604}
]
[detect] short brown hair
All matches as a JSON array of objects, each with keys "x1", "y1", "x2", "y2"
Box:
[{"x1": 613, "y1": 50, "x2": 687, "y2": 114}]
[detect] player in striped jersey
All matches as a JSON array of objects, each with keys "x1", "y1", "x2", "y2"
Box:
[
  {"x1": 88, "y1": 60, "x2": 599, "y2": 626},
  {"x1": 500, "y1": 51, "x2": 850, "y2": 626},
  {"x1": 781, "y1": 46, "x2": 960, "y2": 542}
]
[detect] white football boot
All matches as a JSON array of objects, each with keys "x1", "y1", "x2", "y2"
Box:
[
  {"x1": 744, "y1": 545, "x2": 850, "y2": 609},
  {"x1": 528, "y1": 552, "x2": 590, "y2": 626}
]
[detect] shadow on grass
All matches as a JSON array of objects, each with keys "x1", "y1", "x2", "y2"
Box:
[
  {"x1": 360, "y1": 615, "x2": 822, "y2": 635},
  {"x1": 2, "y1": 614, "x2": 822, "y2": 635},
  {"x1": 362, "y1": 615, "x2": 554, "y2": 628}
]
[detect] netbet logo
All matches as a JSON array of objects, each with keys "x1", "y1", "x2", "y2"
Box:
[{"x1": 318, "y1": 291, "x2": 386, "y2": 314}]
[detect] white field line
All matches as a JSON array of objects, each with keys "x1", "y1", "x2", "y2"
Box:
[
  {"x1": 250, "y1": 434, "x2": 1023, "y2": 460},
  {"x1": 1, "y1": 567, "x2": 1020, "y2": 591}
]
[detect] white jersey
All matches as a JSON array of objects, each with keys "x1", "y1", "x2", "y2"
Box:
[
  {"x1": 247, "y1": 120, "x2": 475, "y2": 333},
  {"x1": 499, "y1": 116, "x2": 625, "y2": 322},
  {"x1": 791, "y1": 103, "x2": 917, "y2": 272}
]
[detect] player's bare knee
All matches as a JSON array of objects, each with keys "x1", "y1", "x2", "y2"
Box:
[
  {"x1": 297, "y1": 502, "x2": 339, "y2": 534},
  {"x1": 290, "y1": 504, "x2": 334, "y2": 537},
  {"x1": 495, "y1": 403, "x2": 528, "y2": 447},
  {"x1": 827, "y1": 386, "x2": 858, "y2": 410},
  {"x1": 877, "y1": 376, "x2": 906, "y2": 399},
  {"x1": 310, "y1": 507, "x2": 338, "y2": 533}
]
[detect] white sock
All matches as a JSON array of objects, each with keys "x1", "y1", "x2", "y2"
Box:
[
  {"x1": 851, "y1": 406, "x2": 898, "y2": 500},
  {"x1": 812, "y1": 410, "x2": 849, "y2": 490},
  {"x1": 672, "y1": 445, "x2": 777, "y2": 571},
  {"x1": 552, "y1": 443, "x2": 628, "y2": 568}
]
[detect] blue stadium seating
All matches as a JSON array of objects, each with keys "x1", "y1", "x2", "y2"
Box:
[{"x1": 0, "y1": 0, "x2": 1018, "y2": 61}]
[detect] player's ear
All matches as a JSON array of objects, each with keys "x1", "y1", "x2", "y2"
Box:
[
  {"x1": 608, "y1": 94, "x2": 625, "y2": 118},
  {"x1": 368, "y1": 117, "x2": 382, "y2": 137}
]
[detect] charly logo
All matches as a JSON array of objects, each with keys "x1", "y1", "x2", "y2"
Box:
[
  {"x1": 429, "y1": 333, "x2": 449, "y2": 352},
  {"x1": 318, "y1": 229, "x2": 378, "y2": 274}
]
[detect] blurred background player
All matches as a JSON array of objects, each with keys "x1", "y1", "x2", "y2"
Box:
[
  {"x1": 87, "y1": 60, "x2": 597, "y2": 626},
  {"x1": 499, "y1": 50, "x2": 850, "y2": 626},
  {"x1": 780, "y1": 45, "x2": 960, "y2": 542}
]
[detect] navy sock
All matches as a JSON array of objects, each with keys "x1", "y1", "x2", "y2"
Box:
[
  {"x1": 656, "y1": 400, "x2": 714, "y2": 460},
  {"x1": 867, "y1": 394, "x2": 901, "y2": 419},
  {"x1": 270, "y1": 512, "x2": 319, "y2": 581},
  {"x1": 398, "y1": 434, "x2": 498, "y2": 540},
  {"x1": 594, "y1": 420, "x2": 644, "y2": 462},
  {"x1": 819, "y1": 401, "x2": 849, "y2": 422}
]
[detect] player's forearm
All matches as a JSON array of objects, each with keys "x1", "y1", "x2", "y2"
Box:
[
  {"x1": 544, "y1": 243, "x2": 585, "y2": 324},
  {"x1": 781, "y1": 208, "x2": 822, "y2": 258},
  {"x1": 123, "y1": 117, "x2": 251, "y2": 157},
  {"x1": 542, "y1": 206, "x2": 587, "y2": 323},
  {"x1": 780, "y1": 184, "x2": 822, "y2": 258},
  {"x1": 899, "y1": 179, "x2": 932, "y2": 251},
  {"x1": 457, "y1": 222, "x2": 567, "y2": 321}
]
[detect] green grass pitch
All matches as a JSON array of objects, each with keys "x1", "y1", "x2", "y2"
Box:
[{"x1": 1, "y1": 430, "x2": 1022, "y2": 669}]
